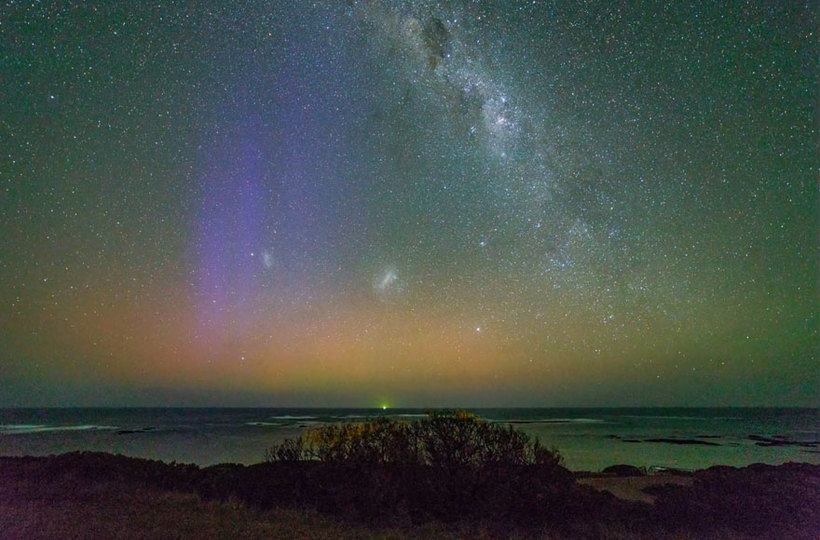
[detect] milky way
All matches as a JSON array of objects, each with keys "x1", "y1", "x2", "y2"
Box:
[{"x1": 1, "y1": 1, "x2": 817, "y2": 406}]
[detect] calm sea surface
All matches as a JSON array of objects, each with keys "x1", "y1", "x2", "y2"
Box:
[{"x1": 1, "y1": 408, "x2": 817, "y2": 471}]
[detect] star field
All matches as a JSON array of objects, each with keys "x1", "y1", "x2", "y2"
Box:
[{"x1": 1, "y1": 1, "x2": 817, "y2": 406}]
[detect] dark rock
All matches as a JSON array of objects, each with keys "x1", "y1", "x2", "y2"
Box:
[
  {"x1": 748, "y1": 435, "x2": 818, "y2": 447},
  {"x1": 653, "y1": 462, "x2": 820, "y2": 537},
  {"x1": 117, "y1": 426, "x2": 155, "y2": 434},
  {"x1": 649, "y1": 467, "x2": 692, "y2": 476},
  {"x1": 644, "y1": 438, "x2": 720, "y2": 446},
  {"x1": 602, "y1": 464, "x2": 645, "y2": 477}
]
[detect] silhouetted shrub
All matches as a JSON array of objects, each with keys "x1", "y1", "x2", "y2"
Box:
[
  {"x1": 265, "y1": 410, "x2": 563, "y2": 470},
  {"x1": 258, "y1": 411, "x2": 573, "y2": 527},
  {"x1": 263, "y1": 436, "x2": 304, "y2": 462}
]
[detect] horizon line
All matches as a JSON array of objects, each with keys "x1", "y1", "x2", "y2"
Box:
[{"x1": 1, "y1": 405, "x2": 817, "y2": 410}]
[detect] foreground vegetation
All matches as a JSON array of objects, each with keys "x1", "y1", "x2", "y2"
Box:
[
  {"x1": 0, "y1": 473, "x2": 463, "y2": 540},
  {"x1": 1, "y1": 411, "x2": 818, "y2": 538}
]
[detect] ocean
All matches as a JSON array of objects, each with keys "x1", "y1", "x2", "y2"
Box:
[{"x1": 1, "y1": 408, "x2": 817, "y2": 472}]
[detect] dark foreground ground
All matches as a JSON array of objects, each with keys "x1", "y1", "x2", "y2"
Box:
[{"x1": 1, "y1": 453, "x2": 818, "y2": 539}]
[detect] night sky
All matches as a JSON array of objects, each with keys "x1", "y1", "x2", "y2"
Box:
[{"x1": 2, "y1": 1, "x2": 817, "y2": 407}]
